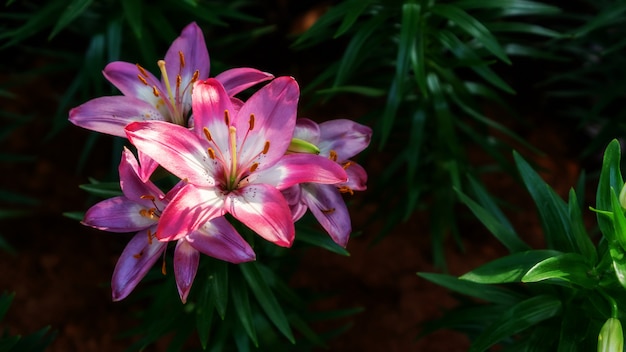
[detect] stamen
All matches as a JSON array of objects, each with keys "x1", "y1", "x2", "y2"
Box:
[
  {"x1": 158, "y1": 60, "x2": 175, "y2": 102},
  {"x1": 208, "y1": 147, "x2": 216, "y2": 159},
  {"x1": 133, "y1": 250, "x2": 143, "y2": 259},
  {"x1": 191, "y1": 70, "x2": 199, "y2": 82},
  {"x1": 176, "y1": 74, "x2": 182, "y2": 90},
  {"x1": 152, "y1": 86, "x2": 160, "y2": 97},
  {"x1": 338, "y1": 186, "x2": 354, "y2": 195},
  {"x1": 136, "y1": 64, "x2": 148, "y2": 77},
  {"x1": 321, "y1": 208, "x2": 336, "y2": 214},
  {"x1": 147, "y1": 229, "x2": 153, "y2": 245},
  {"x1": 342, "y1": 161, "x2": 352, "y2": 170},
  {"x1": 329, "y1": 150, "x2": 338, "y2": 162},
  {"x1": 224, "y1": 110, "x2": 231, "y2": 126},
  {"x1": 262, "y1": 141, "x2": 270, "y2": 154},
  {"x1": 137, "y1": 74, "x2": 148, "y2": 85},
  {"x1": 249, "y1": 163, "x2": 259, "y2": 173},
  {"x1": 228, "y1": 126, "x2": 238, "y2": 187},
  {"x1": 140, "y1": 195, "x2": 155, "y2": 201},
  {"x1": 161, "y1": 257, "x2": 167, "y2": 275},
  {"x1": 203, "y1": 127, "x2": 213, "y2": 141},
  {"x1": 178, "y1": 51, "x2": 185, "y2": 68},
  {"x1": 249, "y1": 114, "x2": 255, "y2": 131}
]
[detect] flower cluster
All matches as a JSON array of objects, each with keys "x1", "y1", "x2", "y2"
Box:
[{"x1": 69, "y1": 22, "x2": 371, "y2": 302}]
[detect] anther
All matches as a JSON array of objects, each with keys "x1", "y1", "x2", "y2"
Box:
[
  {"x1": 137, "y1": 74, "x2": 148, "y2": 86},
  {"x1": 178, "y1": 51, "x2": 185, "y2": 68},
  {"x1": 338, "y1": 186, "x2": 354, "y2": 195},
  {"x1": 133, "y1": 250, "x2": 144, "y2": 259},
  {"x1": 342, "y1": 161, "x2": 352, "y2": 170},
  {"x1": 262, "y1": 141, "x2": 270, "y2": 154},
  {"x1": 329, "y1": 150, "x2": 338, "y2": 162},
  {"x1": 224, "y1": 110, "x2": 231, "y2": 126},
  {"x1": 249, "y1": 114, "x2": 255, "y2": 131},
  {"x1": 176, "y1": 74, "x2": 182, "y2": 89},
  {"x1": 203, "y1": 127, "x2": 212, "y2": 141},
  {"x1": 140, "y1": 195, "x2": 155, "y2": 201},
  {"x1": 147, "y1": 229, "x2": 153, "y2": 245},
  {"x1": 191, "y1": 70, "x2": 199, "y2": 82},
  {"x1": 249, "y1": 163, "x2": 259, "y2": 173},
  {"x1": 321, "y1": 208, "x2": 336, "y2": 214},
  {"x1": 207, "y1": 148, "x2": 216, "y2": 159},
  {"x1": 152, "y1": 86, "x2": 160, "y2": 97},
  {"x1": 136, "y1": 64, "x2": 148, "y2": 77}
]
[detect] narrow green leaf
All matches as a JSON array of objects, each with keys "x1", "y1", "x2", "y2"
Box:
[
  {"x1": 610, "y1": 188, "x2": 626, "y2": 251},
  {"x1": 469, "y1": 295, "x2": 562, "y2": 352},
  {"x1": 231, "y1": 274, "x2": 258, "y2": 346},
  {"x1": 431, "y1": 3, "x2": 510, "y2": 64},
  {"x1": 334, "y1": 0, "x2": 372, "y2": 38},
  {"x1": 597, "y1": 140, "x2": 624, "y2": 242},
  {"x1": 460, "y1": 250, "x2": 562, "y2": 284},
  {"x1": 513, "y1": 151, "x2": 575, "y2": 252},
  {"x1": 211, "y1": 261, "x2": 229, "y2": 319},
  {"x1": 487, "y1": 22, "x2": 561, "y2": 38},
  {"x1": 315, "y1": 85, "x2": 386, "y2": 97},
  {"x1": 240, "y1": 262, "x2": 294, "y2": 343},
  {"x1": 49, "y1": 0, "x2": 94, "y2": 40},
  {"x1": 609, "y1": 242, "x2": 626, "y2": 290},
  {"x1": 403, "y1": 108, "x2": 427, "y2": 220},
  {"x1": 122, "y1": 0, "x2": 143, "y2": 39},
  {"x1": 454, "y1": 0, "x2": 561, "y2": 16},
  {"x1": 418, "y1": 273, "x2": 525, "y2": 305},
  {"x1": 62, "y1": 211, "x2": 84, "y2": 222},
  {"x1": 295, "y1": 226, "x2": 350, "y2": 256},
  {"x1": 522, "y1": 253, "x2": 598, "y2": 288},
  {"x1": 196, "y1": 272, "x2": 215, "y2": 349},
  {"x1": 456, "y1": 187, "x2": 530, "y2": 253},
  {"x1": 79, "y1": 182, "x2": 122, "y2": 198},
  {"x1": 568, "y1": 189, "x2": 597, "y2": 263}
]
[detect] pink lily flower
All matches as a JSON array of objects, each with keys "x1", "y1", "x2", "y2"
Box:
[
  {"x1": 68, "y1": 22, "x2": 273, "y2": 179},
  {"x1": 82, "y1": 148, "x2": 255, "y2": 303},
  {"x1": 286, "y1": 118, "x2": 372, "y2": 247},
  {"x1": 125, "y1": 77, "x2": 348, "y2": 247}
]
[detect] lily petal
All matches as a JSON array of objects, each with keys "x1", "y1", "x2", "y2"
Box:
[
  {"x1": 119, "y1": 147, "x2": 164, "y2": 204},
  {"x1": 226, "y1": 183, "x2": 294, "y2": 247},
  {"x1": 164, "y1": 22, "x2": 210, "y2": 96},
  {"x1": 215, "y1": 68, "x2": 274, "y2": 96},
  {"x1": 251, "y1": 153, "x2": 347, "y2": 190},
  {"x1": 319, "y1": 119, "x2": 372, "y2": 160},
  {"x1": 344, "y1": 161, "x2": 368, "y2": 191},
  {"x1": 157, "y1": 183, "x2": 225, "y2": 241},
  {"x1": 103, "y1": 62, "x2": 164, "y2": 112},
  {"x1": 235, "y1": 76, "x2": 300, "y2": 169},
  {"x1": 69, "y1": 95, "x2": 164, "y2": 138},
  {"x1": 173, "y1": 238, "x2": 200, "y2": 304},
  {"x1": 282, "y1": 185, "x2": 307, "y2": 222},
  {"x1": 301, "y1": 184, "x2": 351, "y2": 247},
  {"x1": 111, "y1": 228, "x2": 166, "y2": 301},
  {"x1": 186, "y1": 216, "x2": 256, "y2": 263},
  {"x1": 293, "y1": 118, "x2": 321, "y2": 145},
  {"x1": 83, "y1": 196, "x2": 155, "y2": 232},
  {"x1": 125, "y1": 121, "x2": 218, "y2": 187},
  {"x1": 190, "y1": 78, "x2": 234, "y2": 155}
]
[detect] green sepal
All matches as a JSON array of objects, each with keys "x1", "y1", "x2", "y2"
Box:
[{"x1": 287, "y1": 138, "x2": 320, "y2": 154}]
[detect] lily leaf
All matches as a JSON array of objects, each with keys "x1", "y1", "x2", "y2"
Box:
[
  {"x1": 521, "y1": 253, "x2": 598, "y2": 289},
  {"x1": 460, "y1": 250, "x2": 561, "y2": 284},
  {"x1": 231, "y1": 273, "x2": 258, "y2": 347},
  {"x1": 418, "y1": 273, "x2": 525, "y2": 305},
  {"x1": 597, "y1": 140, "x2": 624, "y2": 243},
  {"x1": 210, "y1": 260, "x2": 229, "y2": 320}
]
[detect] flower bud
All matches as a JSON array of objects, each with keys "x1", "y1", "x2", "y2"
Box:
[
  {"x1": 598, "y1": 317, "x2": 623, "y2": 352},
  {"x1": 287, "y1": 138, "x2": 320, "y2": 154}
]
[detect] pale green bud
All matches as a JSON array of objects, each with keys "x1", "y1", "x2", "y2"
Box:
[
  {"x1": 598, "y1": 317, "x2": 624, "y2": 352},
  {"x1": 287, "y1": 138, "x2": 320, "y2": 154}
]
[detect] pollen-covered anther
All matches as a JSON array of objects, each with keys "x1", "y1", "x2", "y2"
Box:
[
  {"x1": 342, "y1": 161, "x2": 352, "y2": 170},
  {"x1": 329, "y1": 150, "x2": 338, "y2": 162},
  {"x1": 321, "y1": 208, "x2": 336, "y2": 214},
  {"x1": 152, "y1": 86, "x2": 160, "y2": 97},
  {"x1": 338, "y1": 186, "x2": 354, "y2": 195},
  {"x1": 191, "y1": 70, "x2": 199, "y2": 83},
  {"x1": 207, "y1": 147, "x2": 216, "y2": 159},
  {"x1": 137, "y1": 74, "x2": 148, "y2": 86},
  {"x1": 136, "y1": 64, "x2": 148, "y2": 77},
  {"x1": 140, "y1": 195, "x2": 155, "y2": 201},
  {"x1": 133, "y1": 250, "x2": 144, "y2": 259},
  {"x1": 224, "y1": 110, "x2": 231, "y2": 125},
  {"x1": 176, "y1": 75, "x2": 182, "y2": 89},
  {"x1": 249, "y1": 162, "x2": 259, "y2": 173},
  {"x1": 249, "y1": 114, "x2": 255, "y2": 130},
  {"x1": 262, "y1": 141, "x2": 270, "y2": 154},
  {"x1": 178, "y1": 50, "x2": 185, "y2": 68},
  {"x1": 203, "y1": 127, "x2": 213, "y2": 141}
]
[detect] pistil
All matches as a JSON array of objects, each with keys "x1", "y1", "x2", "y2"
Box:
[{"x1": 157, "y1": 60, "x2": 182, "y2": 124}]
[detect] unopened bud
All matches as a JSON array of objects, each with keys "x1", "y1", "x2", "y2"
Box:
[
  {"x1": 619, "y1": 183, "x2": 626, "y2": 210},
  {"x1": 598, "y1": 317, "x2": 623, "y2": 352},
  {"x1": 287, "y1": 138, "x2": 320, "y2": 154}
]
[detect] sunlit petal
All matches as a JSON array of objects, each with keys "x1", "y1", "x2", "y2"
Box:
[{"x1": 187, "y1": 216, "x2": 256, "y2": 263}]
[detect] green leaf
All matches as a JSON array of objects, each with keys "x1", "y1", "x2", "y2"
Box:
[
  {"x1": 469, "y1": 295, "x2": 562, "y2": 352},
  {"x1": 568, "y1": 189, "x2": 597, "y2": 263},
  {"x1": 431, "y1": 3, "x2": 510, "y2": 64},
  {"x1": 315, "y1": 85, "x2": 386, "y2": 97},
  {"x1": 231, "y1": 274, "x2": 258, "y2": 347},
  {"x1": 195, "y1": 272, "x2": 215, "y2": 349},
  {"x1": 418, "y1": 273, "x2": 525, "y2": 305},
  {"x1": 522, "y1": 253, "x2": 598, "y2": 288},
  {"x1": 295, "y1": 226, "x2": 350, "y2": 256},
  {"x1": 610, "y1": 188, "x2": 626, "y2": 251},
  {"x1": 79, "y1": 181, "x2": 122, "y2": 198},
  {"x1": 211, "y1": 261, "x2": 229, "y2": 319},
  {"x1": 334, "y1": 0, "x2": 372, "y2": 38},
  {"x1": 122, "y1": 0, "x2": 143, "y2": 39},
  {"x1": 460, "y1": 250, "x2": 562, "y2": 284},
  {"x1": 456, "y1": 187, "x2": 530, "y2": 253},
  {"x1": 597, "y1": 140, "x2": 624, "y2": 242},
  {"x1": 49, "y1": 0, "x2": 94, "y2": 40},
  {"x1": 454, "y1": 0, "x2": 561, "y2": 16},
  {"x1": 240, "y1": 262, "x2": 294, "y2": 343},
  {"x1": 513, "y1": 151, "x2": 576, "y2": 252},
  {"x1": 62, "y1": 211, "x2": 84, "y2": 222}
]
